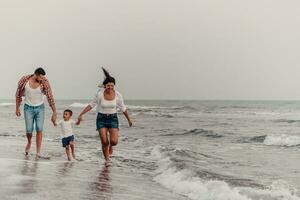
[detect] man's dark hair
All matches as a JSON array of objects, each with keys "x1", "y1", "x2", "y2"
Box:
[
  {"x1": 34, "y1": 67, "x2": 46, "y2": 76},
  {"x1": 64, "y1": 109, "x2": 73, "y2": 116}
]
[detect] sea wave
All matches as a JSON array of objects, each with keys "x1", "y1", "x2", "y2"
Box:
[
  {"x1": 0, "y1": 103, "x2": 14, "y2": 107},
  {"x1": 69, "y1": 102, "x2": 89, "y2": 108},
  {"x1": 240, "y1": 134, "x2": 300, "y2": 147},
  {"x1": 127, "y1": 105, "x2": 195, "y2": 111},
  {"x1": 150, "y1": 145, "x2": 300, "y2": 200},
  {"x1": 126, "y1": 105, "x2": 162, "y2": 110},
  {"x1": 274, "y1": 119, "x2": 300, "y2": 124},
  {"x1": 263, "y1": 134, "x2": 300, "y2": 147},
  {"x1": 161, "y1": 129, "x2": 223, "y2": 138}
]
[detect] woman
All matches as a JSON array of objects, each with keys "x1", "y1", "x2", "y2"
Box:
[{"x1": 77, "y1": 68, "x2": 133, "y2": 160}]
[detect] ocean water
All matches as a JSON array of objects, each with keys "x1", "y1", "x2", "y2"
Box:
[{"x1": 1, "y1": 100, "x2": 300, "y2": 200}]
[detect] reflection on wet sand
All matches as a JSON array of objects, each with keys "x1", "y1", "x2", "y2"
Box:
[
  {"x1": 19, "y1": 156, "x2": 39, "y2": 194},
  {"x1": 57, "y1": 161, "x2": 75, "y2": 177},
  {"x1": 91, "y1": 162, "x2": 112, "y2": 199}
]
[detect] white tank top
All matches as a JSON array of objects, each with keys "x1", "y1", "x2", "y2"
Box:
[
  {"x1": 89, "y1": 89, "x2": 127, "y2": 114},
  {"x1": 99, "y1": 92, "x2": 117, "y2": 114},
  {"x1": 24, "y1": 82, "x2": 44, "y2": 106}
]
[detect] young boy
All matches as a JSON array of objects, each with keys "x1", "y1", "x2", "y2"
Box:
[{"x1": 56, "y1": 109, "x2": 77, "y2": 161}]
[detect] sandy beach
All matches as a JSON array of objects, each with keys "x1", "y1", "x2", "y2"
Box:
[{"x1": 0, "y1": 137, "x2": 186, "y2": 200}]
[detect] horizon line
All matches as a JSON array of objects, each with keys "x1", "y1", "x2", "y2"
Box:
[{"x1": 3, "y1": 98, "x2": 300, "y2": 101}]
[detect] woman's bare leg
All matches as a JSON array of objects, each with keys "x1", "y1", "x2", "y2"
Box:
[
  {"x1": 99, "y1": 128, "x2": 109, "y2": 160},
  {"x1": 108, "y1": 128, "x2": 119, "y2": 156}
]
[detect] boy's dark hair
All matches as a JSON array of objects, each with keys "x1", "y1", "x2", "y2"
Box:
[
  {"x1": 102, "y1": 67, "x2": 116, "y2": 85},
  {"x1": 64, "y1": 109, "x2": 73, "y2": 116},
  {"x1": 34, "y1": 67, "x2": 46, "y2": 76}
]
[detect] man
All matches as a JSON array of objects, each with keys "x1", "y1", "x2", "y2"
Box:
[{"x1": 15, "y1": 67, "x2": 57, "y2": 159}]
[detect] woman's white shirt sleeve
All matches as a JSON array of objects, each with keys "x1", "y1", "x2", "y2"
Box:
[
  {"x1": 89, "y1": 91, "x2": 100, "y2": 108},
  {"x1": 116, "y1": 92, "x2": 127, "y2": 112}
]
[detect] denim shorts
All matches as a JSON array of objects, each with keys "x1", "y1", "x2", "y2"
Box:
[
  {"x1": 62, "y1": 135, "x2": 74, "y2": 147},
  {"x1": 24, "y1": 104, "x2": 45, "y2": 134},
  {"x1": 96, "y1": 113, "x2": 119, "y2": 130}
]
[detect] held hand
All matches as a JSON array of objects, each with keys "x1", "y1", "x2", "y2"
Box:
[
  {"x1": 16, "y1": 108, "x2": 21, "y2": 117},
  {"x1": 128, "y1": 120, "x2": 133, "y2": 127},
  {"x1": 51, "y1": 112, "x2": 57, "y2": 126},
  {"x1": 76, "y1": 115, "x2": 83, "y2": 125}
]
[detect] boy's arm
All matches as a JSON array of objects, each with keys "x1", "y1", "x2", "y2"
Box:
[{"x1": 72, "y1": 119, "x2": 78, "y2": 126}]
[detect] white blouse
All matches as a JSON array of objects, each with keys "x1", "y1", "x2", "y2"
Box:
[{"x1": 89, "y1": 89, "x2": 127, "y2": 114}]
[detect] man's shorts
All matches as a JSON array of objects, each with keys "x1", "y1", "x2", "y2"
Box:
[{"x1": 24, "y1": 104, "x2": 45, "y2": 134}]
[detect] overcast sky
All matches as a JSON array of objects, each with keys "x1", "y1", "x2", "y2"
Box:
[{"x1": 1, "y1": 0, "x2": 300, "y2": 100}]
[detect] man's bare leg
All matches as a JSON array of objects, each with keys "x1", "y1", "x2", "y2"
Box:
[
  {"x1": 36, "y1": 131, "x2": 42, "y2": 156},
  {"x1": 25, "y1": 133, "x2": 32, "y2": 155}
]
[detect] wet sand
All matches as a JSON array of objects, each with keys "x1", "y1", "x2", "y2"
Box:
[{"x1": 0, "y1": 137, "x2": 186, "y2": 200}]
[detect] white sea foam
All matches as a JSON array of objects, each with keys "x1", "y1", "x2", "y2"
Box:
[
  {"x1": 127, "y1": 105, "x2": 186, "y2": 110},
  {"x1": 150, "y1": 145, "x2": 300, "y2": 200},
  {"x1": 69, "y1": 102, "x2": 89, "y2": 108},
  {"x1": 264, "y1": 134, "x2": 300, "y2": 147},
  {"x1": 70, "y1": 103, "x2": 158, "y2": 110},
  {"x1": 0, "y1": 102, "x2": 14, "y2": 107},
  {"x1": 127, "y1": 105, "x2": 162, "y2": 110}
]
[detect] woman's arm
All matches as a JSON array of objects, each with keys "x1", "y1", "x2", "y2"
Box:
[
  {"x1": 76, "y1": 91, "x2": 100, "y2": 125},
  {"x1": 76, "y1": 105, "x2": 93, "y2": 125},
  {"x1": 116, "y1": 92, "x2": 133, "y2": 127},
  {"x1": 123, "y1": 110, "x2": 133, "y2": 127}
]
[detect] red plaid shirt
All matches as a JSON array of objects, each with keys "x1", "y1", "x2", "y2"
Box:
[{"x1": 15, "y1": 75, "x2": 55, "y2": 106}]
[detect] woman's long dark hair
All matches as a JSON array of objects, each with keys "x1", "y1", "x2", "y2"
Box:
[{"x1": 102, "y1": 67, "x2": 116, "y2": 85}]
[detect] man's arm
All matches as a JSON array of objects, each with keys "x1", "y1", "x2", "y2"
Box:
[
  {"x1": 15, "y1": 98, "x2": 21, "y2": 117},
  {"x1": 43, "y1": 78, "x2": 57, "y2": 125},
  {"x1": 49, "y1": 102, "x2": 57, "y2": 126},
  {"x1": 15, "y1": 76, "x2": 27, "y2": 117}
]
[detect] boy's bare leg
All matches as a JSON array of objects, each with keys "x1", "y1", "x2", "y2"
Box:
[
  {"x1": 66, "y1": 145, "x2": 71, "y2": 161},
  {"x1": 70, "y1": 142, "x2": 75, "y2": 160},
  {"x1": 25, "y1": 133, "x2": 32, "y2": 155}
]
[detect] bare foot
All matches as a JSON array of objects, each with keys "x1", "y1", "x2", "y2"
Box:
[
  {"x1": 25, "y1": 143, "x2": 31, "y2": 155},
  {"x1": 36, "y1": 154, "x2": 50, "y2": 160}
]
